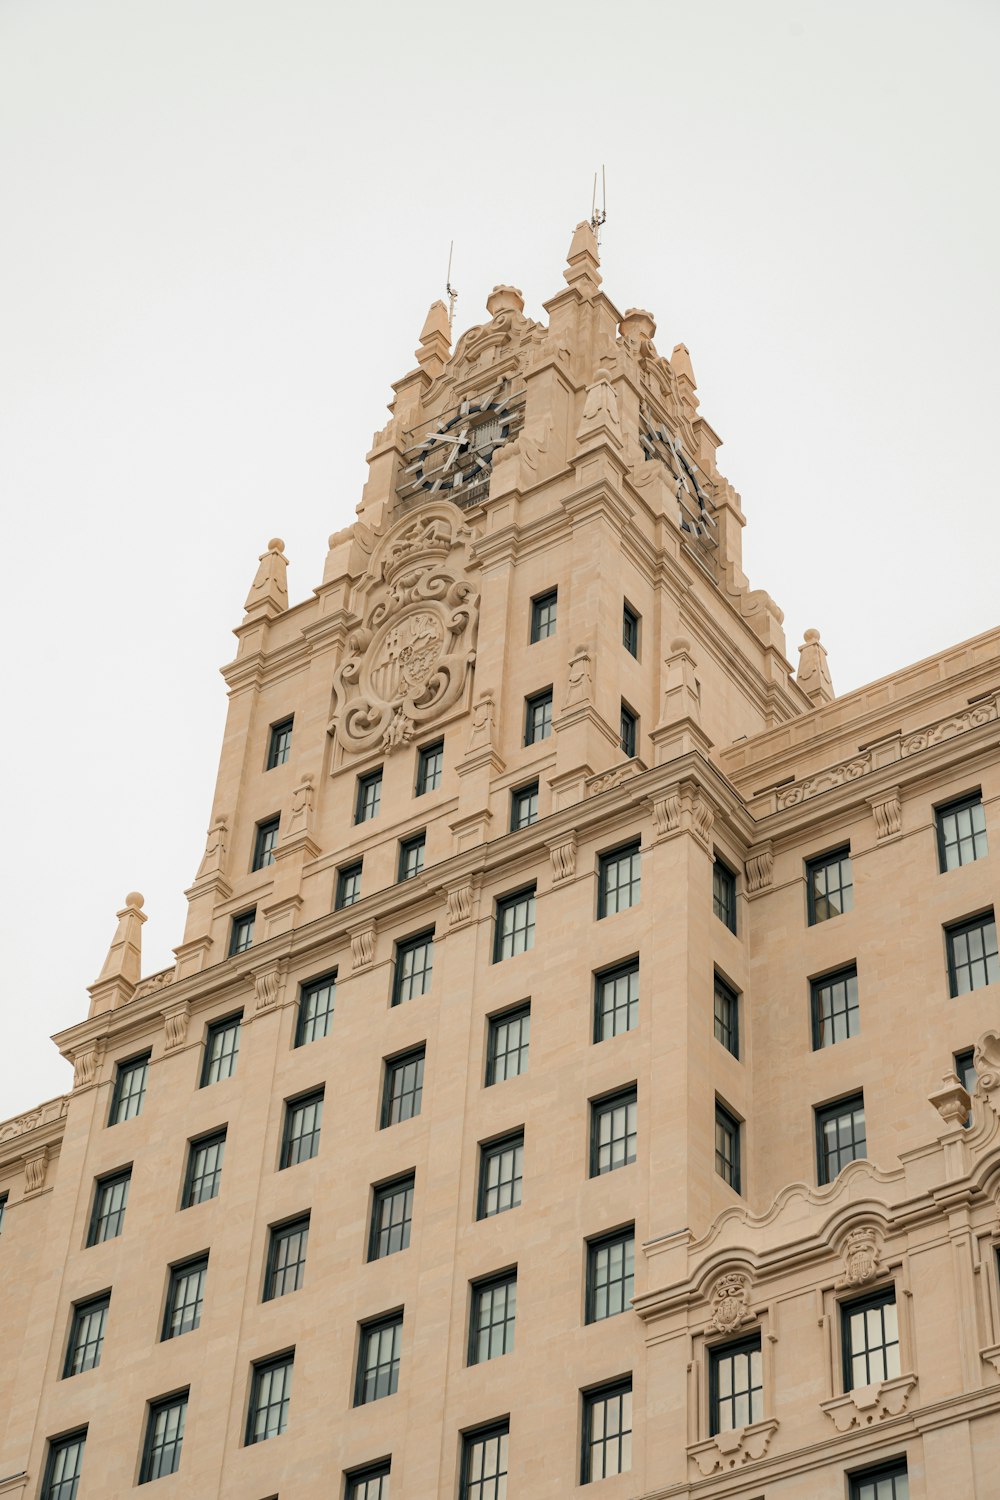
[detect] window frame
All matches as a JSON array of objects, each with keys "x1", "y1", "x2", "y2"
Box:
[
  {"x1": 295, "y1": 971, "x2": 336, "y2": 1047},
  {"x1": 486, "y1": 1004, "x2": 530, "y2": 1085},
  {"x1": 280, "y1": 1089, "x2": 324, "y2": 1169},
  {"x1": 182, "y1": 1128, "x2": 226, "y2": 1208},
  {"x1": 108, "y1": 1051, "x2": 151, "y2": 1125},
  {"x1": 266, "y1": 717, "x2": 293, "y2": 770},
  {"x1": 524, "y1": 687, "x2": 554, "y2": 745},
  {"x1": 468, "y1": 1269, "x2": 517, "y2": 1365},
  {"x1": 415, "y1": 739, "x2": 444, "y2": 795},
  {"x1": 355, "y1": 767, "x2": 383, "y2": 825},
  {"x1": 335, "y1": 859, "x2": 363, "y2": 909},
  {"x1": 41, "y1": 1429, "x2": 88, "y2": 1500},
  {"x1": 200, "y1": 1010, "x2": 242, "y2": 1086},
  {"x1": 714, "y1": 1101, "x2": 741, "y2": 1194},
  {"x1": 815, "y1": 1091, "x2": 867, "y2": 1185},
  {"x1": 810, "y1": 964, "x2": 860, "y2": 1049},
  {"x1": 530, "y1": 588, "x2": 558, "y2": 643},
  {"x1": 713, "y1": 973, "x2": 739, "y2": 1058},
  {"x1": 477, "y1": 1131, "x2": 525, "y2": 1219},
  {"x1": 713, "y1": 857, "x2": 737, "y2": 934},
  {"x1": 619, "y1": 701, "x2": 637, "y2": 758},
  {"x1": 245, "y1": 1352, "x2": 294, "y2": 1445},
  {"x1": 139, "y1": 1389, "x2": 188, "y2": 1483},
  {"x1": 841, "y1": 1286, "x2": 900, "y2": 1391},
  {"x1": 355, "y1": 1312, "x2": 403, "y2": 1406},
  {"x1": 510, "y1": 779, "x2": 539, "y2": 831},
  {"x1": 622, "y1": 601, "x2": 640, "y2": 659},
  {"x1": 368, "y1": 1173, "x2": 415, "y2": 1261},
  {"x1": 162, "y1": 1255, "x2": 208, "y2": 1340},
  {"x1": 397, "y1": 831, "x2": 426, "y2": 882},
  {"x1": 586, "y1": 1225, "x2": 635, "y2": 1324},
  {"x1": 228, "y1": 907, "x2": 256, "y2": 956},
  {"x1": 63, "y1": 1294, "x2": 110, "y2": 1377},
  {"x1": 597, "y1": 840, "x2": 641, "y2": 919},
  {"x1": 381, "y1": 1046, "x2": 425, "y2": 1127},
  {"x1": 581, "y1": 1378, "x2": 633, "y2": 1483},
  {"x1": 264, "y1": 1215, "x2": 310, "y2": 1302},
  {"x1": 708, "y1": 1334, "x2": 763, "y2": 1436},
  {"x1": 594, "y1": 960, "x2": 639, "y2": 1043},
  {"x1": 806, "y1": 845, "x2": 854, "y2": 924},
  {"x1": 252, "y1": 814, "x2": 280, "y2": 872},
  {"x1": 87, "y1": 1167, "x2": 131, "y2": 1246},
  {"x1": 590, "y1": 1087, "x2": 638, "y2": 1177},
  {"x1": 493, "y1": 885, "x2": 536, "y2": 963},
  {"x1": 392, "y1": 929, "x2": 435, "y2": 1005},
  {"x1": 346, "y1": 1461, "x2": 391, "y2": 1500},
  {"x1": 460, "y1": 1421, "x2": 509, "y2": 1500},
  {"x1": 946, "y1": 909, "x2": 999, "y2": 996},
  {"x1": 936, "y1": 790, "x2": 987, "y2": 872},
  {"x1": 848, "y1": 1460, "x2": 910, "y2": 1500}
]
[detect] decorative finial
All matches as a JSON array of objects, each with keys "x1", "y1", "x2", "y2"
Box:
[
  {"x1": 564, "y1": 220, "x2": 602, "y2": 297},
  {"x1": 88, "y1": 891, "x2": 147, "y2": 1016},
  {"x1": 244, "y1": 538, "x2": 289, "y2": 621},
  {"x1": 486, "y1": 286, "x2": 524, "y2": 318},
  {"x1": 415, "y1": 299, "x2": 452, "y2": 378},
  {"x1": 796, "y1": 628, "x2": 835, "y2": 706},
  {"x1": 590, "y1": 165, "x2": 607, "y2": 248}
]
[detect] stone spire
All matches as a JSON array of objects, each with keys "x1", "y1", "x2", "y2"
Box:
[
  {"x1": 671, "y1": 342, "x2": 700, "y2": 418},
  {"x1": 244, "y1": 538, "x2": 289, "y2": 621},
  {"x1": 88, "y1": 892, "x2": 146, "y2": 1016},
  {"x1": 563, "y1": 219, "x2": 602, "y2": 298},
  {"x1": 796, "y1": 628, "x2": 835, "y2": 706},
  {"x1": 415, "y1": 299, "x2": 452, "y2": 378}
]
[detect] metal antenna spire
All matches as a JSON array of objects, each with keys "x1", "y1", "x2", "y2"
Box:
[
  {"x1": 590, "y1": 165, "x2": 607, "y2": 248},
  {"x1": 446, "y1": 241, "x2": 458, "y2": 333}
]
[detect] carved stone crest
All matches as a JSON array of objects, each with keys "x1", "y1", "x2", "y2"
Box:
[
  {"x1": 709, "y1": 1271, "x2": 754, "y2": 1334},
  {"x1": 840, "y1": 1227, "x2": 881, "y2": 1287}
]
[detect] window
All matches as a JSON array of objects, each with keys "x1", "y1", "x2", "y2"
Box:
[
  {"x1": 461, "y1": 1424, "x2": 508, "y2": 1500},
  {"x1": 369, "y1": 1175, "x2": 414, "y2": 1260},
  {"x1": 586, "y1": 1227, "x2": 634, "y2": 1323},
  {"x1": 715, "y1": 1103, "x2": 741, "y2": 1192},
  {"x1": 816, "y1": 1093, "x2": 866, "y2": 1184},
  {"x1": 713, "y1": 975, "x2": 739, "y2": 1058},
  {"x1": 487, "y1": 1005, "x2": 530, "y2": 1084},
  {"x1": 108, "y1": 1052, "x2": 150, "y2": 1124},
  {"x1": 524, "y1": 688, "x2": 553, "y2": 745},
  {"x1": 530, "y1": 589, "x2": 557, "y2": 642},
  {"x1": 806, "y1": 846, "x2": 854, "y2": 923},
  {"x1": 281, "y1": 1090, "x2": 324, "y2": 1168},
  {"x1": 201, "y1": 1011, "x2": 242, "y2": 1085},
  {"x1": 598, "y1": 841, "x2": 641, "y2": 917},
  {"x1": 595, "y1": 961, "x2": 639, "y2": 1042},
  {"x1": 41, "y1": 1431, "x2": 87, "y2": 1500},
  {"x1": 955, "y1": 1047, "x2": 977, "y2": 1126},
  {"x1": 87, "y1": 1169, "x2": 130, "y2": 1245},
  {"x1": 478, "y1": 1133, "x2": 524, "y2": 1218},
  {"x1": 64, "y1": 1295, "x2": 109, "y2": 1376},
  {"x1": 0, "y1": 1192, "x2": 6, "y2": 1234},
  {"x1": 811, "y1": 965, "x2": 860, "y2": 1048},
  {"x1": 619, "y1": 703, "x2": 637, "y2": 758},
  {"x1": 252, "y1": 815, "x2": 280, "y2": 872},
  {"x1": 713, "y1": 858, "x2": 737, "y2": 933},
  {"x1": 494, "y1": 886, "x2": 535, "y2": 961},
  {"x1": 162, "y1": 1257, "x2": 207, "y2": 1339},
  {"x1": 392, "y1": 930, "x2": 434, "y2": 1004},
  {"x1": 295, "y1": 972, "x2": 336, "y2": 1046},
  {"x1": 622, "y1": 602, "x2": 639, "y2": 658},
  {"x1": 849, "y1": 1460, "x2": 909, "y2": 1500},
  {"x1": 267, "y1": 717, "x2": 293, "y2": 769},
  {"x1": 347, "y1": 1463, "x2": 391, "y2": 1500},
  {"x1": 937, "y1": 792, "x2": 988, "y2": 872},
  {"x1": 264, "y1": 1216, "x2": 310, "y2": 1300},
  {"x1": 246, "y1": 1354, "x2": 293, "y2": 1444},
  {"x1": 947, "y1": 910, "x2": 999, "y2": 995},
  {"x1": 356, "y1": 1314, "x2": 402, "y2": 1404},
  {"x1": 416, "y1": 740, "x2": 443, "y2": 794},
  {"x1": 336, "y1": 860, "x2": 363, "y2": 909},
  {"x1": 140, "y1": 1392, "x2": 187, "y2": 1482},
  {"x1": 582, "y1": 1380, "x2": 632, "y2": 1482},
  {"x1": 591, "y1": 1089, "x2": 637, "y2": 1176},
  {"x1": 382, "y1": 1048, "x2": 425, "y2": 1126},
  {"x1": 183, "y1": 1129, "x2": 226, "y2": 1207},
  {"x1": 710, "y1": 1336, "x2": 762, "y2": 1434},
  {"x1": 842, "y1": 1288, "x2": 900, "y2": 1389},
  {"x1": 510, "y1": 780, "x2": 539, "y2": 831},
  {"x1": 355, "y1": 768, "x2": 383, "y2": 824},
  {"x1": 469, "y1": 1271, "x2": 516, "y2": 1364},
  {"x1": 229, "y1": 908, "x2": 256, "y2": 956},
  {"x1": 398, "y1": 832, "x2": 426, "y2": 882}
]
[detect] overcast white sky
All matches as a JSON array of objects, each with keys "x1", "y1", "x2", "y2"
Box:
[{"x1": 2, "y1": 0, "x2": 998, "y2": 1118}]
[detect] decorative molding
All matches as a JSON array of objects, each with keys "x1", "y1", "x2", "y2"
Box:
[
  {"x1": 351, "y1": 922, "x2": 377, "y2": 972},
  {"x1": 72, "y1": 1040, "x2": 105, "y2": 1091},
  {"x1": 707, "y1": 1271, "x2": 755, "y2": 1334},
  {"x1": 467, "y1": 690, "x2": 496, "y2": 753},
  {"x1": 646, "y1": 779, "x2": 714, "y2": 846},
  {"x1": 745, "y1": 843, "x2": 774, "y2": 895},
  {"x1": 974, "y1": 1031, "x2": 1000, "y2": 1093},
  {"x1": 928, "y1": 1072, "x2": 972, "y2": 1126},
  {"x1": 820, "y1": 1373, "x2": 916, "y2": 1433},
  {"x1": 132, "y1": 967, "x2": 177, "y2": 1000},
  {"x1": 689, "y1": 1417, "x2": 778, "y2": 1476},
  {"x1": 22, "y1": 1146, "x2": 49, "y2": 1196},
  {"x1": 691, "y1": 788, "x2": 714, "y2": 845},
  {"x1": 980, "y1": 1343, "x2": 1000, "y2": 1377},
  {"x1": 445, "y1": 877, "x2": 480, "y2": 929},
  {"x1": 900, "y1": 694, "x2": 999, "y2": 756},
  {"x1": 196, "y1": 815, "x2": 229, "y2": 881},
  {"x1": 253, "y1": 965, "x2": 282, "y2": 1013},
  {"x1": 777, "y1": 754, "x2": 871, "y2": 810},
  {"x1": 868, "y1": 787, "x2": 902, "y2": 840},
  {"x1": 0, "y1": 1096, "x2": 69, "y2": 1146},
  {"x1": 651, "y1": 787, "x2": 682, "y2": 836},
  {"x1": 836, "y1": 1226, "x2": 883, "y2": 1287},
  {"x1": 549, "y1": 833, "x2": 578, "y2": 883},
  {"x1": 587, "y1": 759, "x2": 646, "y2": 798},
  {"x1": 564, "y1": 644, "x2": 593, "y2": 707},
  {"x1": 162, "y1": 1000, "x2": 191, "y2": 1052}
]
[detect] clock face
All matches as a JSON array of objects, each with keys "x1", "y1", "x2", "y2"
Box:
[
  {"x1": 639, "y1": 403, "x2": 717, "y2": 543},
  {"x1": 402, "y1": 385, "x2": 522, "y2": 505}
]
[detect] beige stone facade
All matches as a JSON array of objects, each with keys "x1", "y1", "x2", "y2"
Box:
[{"x1": 2, "y1": 222, "x2": 998, "y2": 1500}]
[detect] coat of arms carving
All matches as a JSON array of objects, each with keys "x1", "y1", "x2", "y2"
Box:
[
  {"x1": 838, "y1": 1226, "x2": 881, "y2": 1287},
  {"x1": 708, "y1": 1271, "x2": 754, "y2": 1334}
]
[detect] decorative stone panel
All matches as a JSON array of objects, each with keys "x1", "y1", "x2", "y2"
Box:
[
  {"x1": 820, "y1": 1373, "x2": 916, "y2": 1432},
  {"x1": 707, "y1": 1270, "x2": 755, "y2": 1334},
  {"x1": 689, "y1": 1417, "x2": 778, "y2": 1476}
]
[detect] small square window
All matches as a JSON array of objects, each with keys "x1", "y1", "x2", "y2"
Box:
[
  {"x1": 355, "y1": 1314, "x2": 402, "y2": 1405},
  {"x1": 461, "y1": 1424, "x2": 508, "y2": 1500},
  {"x1": 709, "y1": 1336, "x2": 762, "y2": 1434},
  {"x1": 139, "y1": 1391, "x2": 188, "y2": 1482},
  {"x1": 246, "y1": 1353, "x2": 293, "y2": 1444},
  {"x1": 478, "y1": 1133, "x2": 524, "y2": 1218},
  {"x1": 595, "y1": 961, "x2": 639, "y2": 1042},
  {"x1": 715, "y1": 1103, "x2": 741, "y2": 1193},
  {"x1": 937, "y1": 792, "x2": 988, "y2": 872},
  {"x1": 530, "y1": 589, "x2": 558, "y2": 642},
  {"x1": 382, "y1": 1047, "x2": 425, "y2": 1127},
  {"x1": 946, "y1": 910, "x2": 999, "y2": 995},
  {"x1": 416, "y1": 740, "x2": 444, "y2": 795},
  {"x1": 162, "y1": 1256, "x2": 207, "y2": 1339},
  {"x1": 355, "y1": 768, "x2": 383, "y2": 824},
  {"x1": 494, "y1": 886, "x2": 536, "y2": 962},
  {"x1": 201, "y1": 1012, "x2": 242, "y2": 1086},
  {"x1": 816, "y1": 1093, "x2": 866, "y2": 1184},
  {"x1": 392, "y1": 930, "x2": 434, "y2": 1005},
  {"x1": 619, "y1": 703, "x2": 637, "y2": 758},
  {"x1": 524, "y1": 689, "x2": 553, "y2": 745},
  {"x1": 64, "y1": 1295, "x2": 110, "y2": 1377},
  {"x1": 41, "y1": 1430, "x2": 87, "y2": 1500},
  {"x1": 586, "y1": 1227, "x2": 634, "y2": 1323},
  {"x1": 229, "y1": 909, "x2": 256, "y2": 956},
  {"x1": 264, "y1": 1216, "x2": 309, "y2": 1301},
  {"x1": 486, "y1": 1005, "x2": 530, "y2": 1084},
  {"x1": 807, "y1": 846, "x2": 854, "y2": 923},
  {"x1": 591, "y1": 1089, "x2": 637, "y2": 1176},
  {"x1": 369, "y1": 1175, "x2": 414, "y2": 1260},
  {"x1": 336, "y1": 860, "x2": 363, "y2": 909},
  {"x1": 510, "y1": 781, "x2": 539, "y2": 831},
  {"x1": 598, "y1": 841, "x2": 641, "y2": 917},
  {"x1": 842, "y1": 1288, "x2": 900, "y2": 1390},
  {"x1": 398, "y1": 832, "x2": 426, "y2": 882},
  {"x1": 281, "y1": 1090, "x2": 324, "y2": 1168},
  {"x1": 346, "y1": 1462, "x2": 390, "y2": 1500},
  {"x1": 714, "y1": 975, "x2": 739, "y2": 1058},
  {"x1": 622, "y1": 603, "x2": 639, "y2": 658},
  {"x1": 713, "y1": 859, "x2": 737, "y2": 933},
  {"x1": 582, "y1": 1380, "x2": 632, "y2": 1482},
  {"x1": 811, "y1": 965, "x2": 859, "y2": 1048},
  {"x1": 267, "y1": 718, "x2": 293, "y2": 770},
  {"x1": 469, "y1": 1271, "x2": 516, "y2": 1364},
  {"x1": 183, "y1": 1129, "x2": 226, "y2": 1207},
  {"x1": 849, "y1": 1461, "x2": 909, "y2": 1500},
  {"x1": 108, "y1": 1052, "x2": 150, "y2": 1125},
  {"x1": 87, "y1": 1169, "x2": 131, "y2": 1246},
  {"x1": 252, "y1": 815, "x2": 280, "y2": 871},
  {"x1": 295, "y1": 972, "x2": 336, "y2": 1047}
]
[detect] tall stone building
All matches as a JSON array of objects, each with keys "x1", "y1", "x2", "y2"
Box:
[{"x1": 2, "y1": 222, "x2": 999, "y2": 1500}]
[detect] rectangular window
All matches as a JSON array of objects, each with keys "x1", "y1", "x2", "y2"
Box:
[
  {"x1": 583, "y1": 1380, "x2": 632, "y2": 1482},
  {"x1": 162, "y1": 1257, "x2": 207, "y2": 1339},
  {"x1": 816, "y1": 1093, "x2": 866, "y2": 1184},
  {"x1": 494, "y1": 886, "x2": 536, "y2": 962},
  {"x1": 246, "y1": 1353, "x2": 293, "y2": 1444},
  {"x1": 295, "y1": 972, "x2": 336, "y2": 1046},
  {"x1": 355, "y1": 768, "x2": 383, "y2": 824},
  {"x1": 382, "y1": 1048, "x2": 425, "y2": 1126},
  {"x1": 469, "y1": 1272, "x2": 516, "y2": 1364},
  {"x1": 478, "y1": 1133, "x2": 524, "y2": 1218},
  {"x1": 713, "y1": 975, "x2": 739, "y2": 1058},
  {"x1": 347, "y1": 1463, "x2": 391, "y2": 1500},
  {"x1": 937, "y1": 792, "x2": 988, "y2": 872},
  {"x1": 811, "y1": 965, "x2": 860, "y2": 1048},
  {"x1": 807, "y1": 846, "x2": 854, "y2": 923},
  {"x1": 586, "y1": 1227, "x2": 635, "y2": 1323},
  {"x1": 183, "y1": 1129, "x2": 226, "y2": 1207},
  {"x1": 486, "y1": 1005, "x2": 530, "y2": 1084},
  {"x1": 622, "y1": 602, "x2": 639, "y2": 658},
  {"x1": 715, "y1": 1103, "x2": 741, "y2": 1193},
  {"x1": 530, "y1": 589, "x2": 558, "y2": 642},
  {"x1": 369, "y1": 1175, "x2": 414, "y2": 1260},
  {"x1": 281, "y1": 1090, "x2": 324, "y2": 1168},
  {"x1": 0, "y1": 1192, "x2": 6, "y2": 1235},
  {"x1": 336, "y1": 860, "x2": 363, "y2": 909},
  {"x1": 229, "y1": 908, "x2": 256, "y2": 956},
  {"x1": 398, "y1": 832, "x2": 426, "y2": 882},
  {"x1": 87, "y1": 1169, "x2": 131, "y2": 1245},
  {"x1": 108, "y1": 1052, "x2": 150, "y2": 1125},
  {"x1": 42, "y1": 1430, "x2": 87, "y2": 1500},
  {"x1": 850, "y1": 1460, "x2": 909, "y2": 1500},
  {"x1": 64, "y1": 1295, "x2": 110, "y2": 1376},
  {"x1": 416, "y1": 740, "x2": 444, "y2": 794},
  {"x1": 598, "y1": 841, "x2": 641, "y2": 917},
  {"x1": 713, "y1": 859, "x2": 737, "y2": 933},
  {"x1": 264, "y1": 1216, "x2": 310, "y2": 1301},
  {"x1": 356, "y1": 1314, "x2": 402, "y2": 1405},
  {"x1": 710, "y1": 1336, "x2": 762, "y2": 1434},
  {"x1": 267, "y1": 717, "x2": 293, "y2": 769},
  {"x1": 947, "y1": 910, "x2": 999, "y2": 995},
  {"x1": 510, "y1": 780, "x2": 539, "y2": 831},
  {"x1": 461, "y1": 1424, "x2": 508, "y2": 1500},
  {"x1": 591, "y1": 1089, "x2": 637, "y2": 1176},
  {"x1": 392, "y1": 930, "x2": 434, "y2": 1004},
  {"x1": 842, "y1": 1288, "x2": 900, "y2": 1389},
  {"x1": 595, "y1": 961, "x2": 639, "y2": 1042},
  {"x1": 201, "y1": 1011, "x2": 242, "y2": 1086},
  {"x1": 252, "y1": 815, "x2": 280, "y2": 871},
  {"x1": 619, "y1": 703, "x2": 637, "y2": 758},
  {"x1": 524, "y1": 688, "x2": 553, "y2": 745},
  {"x1": 139, "y1": 1391, "x2": 188, "y2": 1482},
  {"x1": 956, "y1": 1047, "x2": 977, "y2": 1127}
]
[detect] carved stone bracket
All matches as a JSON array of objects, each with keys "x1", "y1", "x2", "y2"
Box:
[
  {"x1": 162, "y1": 1000, "x2": 191, "y2": 1052},
  {"x1": 22, "y1": 1146, "x2": 49, "y2": 1196},
  {"x1": 707, "y1": 1271, "x2": 755, "y2": 1335},
  {"x1": 445, "y1": 876, "x2": 481, "y2": 929},
  {"x1": 980, "y1": 1343, "x2": 1000, "y2": 1377},
  {"x1": 253, "y1": 963, "x2": 284, "y2": 1014},
  {"x1": 651, "y1": 787, "x2": 682, "y2": 837},
  {"x1": 820, "y1": 1373, "x2": 916, "y2": 1433},
  {"x1": 72, "y1": 1040, "x2": 105, "y2": 1091},
  {"x1": 929, "y1": 1071, "x2": 972, "y2": 1126},
  {"x1": 549, "y1": 833, "x2": 578, "y2": 883},
  {"x1": 351, "y1": 921, "x2": 377, "y2": 972},
  {"x1": 648, "y1": 780, "x2": 714, "y2": 846},
  {"x1": 689, "y1": 1418, "x2": 778, "y2": 1476},
  {"x1": 868, "y1": 787, "x2": 902, "y2": 840},
  {"x1": 745, "y1": 843, "x2": 774, "y2": 896}
]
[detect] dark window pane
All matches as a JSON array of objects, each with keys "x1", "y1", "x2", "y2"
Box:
[
  {"x1": 265, "y1": 1217, "x2": 310, "y2": 1300},
  {"x1": 383, "y1": 1049, "x2": 425, "y2": 1126},
  {"x1": 140, "y1": 1392, "x2": 188, "y2": 1482},
  {"x1": 850, "y1": 1461, "x2": 909, "y2": 1500},
  {"x1": 252, "y1": 816, "x2": 280, "y2": 871},
  {"x1": 478, "y1": 1135, "x2": 524, "y2": 1218},
  {"x1": 296, "y1": 973, "x2": 336, "y2": 1046},
  {"x1": 267, "y1": 718, "x2": 293, "y2": 769},
  {"x1": 201, "y1": 1012, "x2": 242, "y2": 1085},
  {"x1": 336, "y1": 861, "x2": 363, "y2": 909},
  {"x1": 937, "y1": 794, "x2": 988, "y2": 872},
  {"x1": 393, "y1": 931, "x2": 434, "y2": 1004},
  {"x1": 0, "y1": 1193, "x2": 6, "y2": 1235},
  {"x1": 356, "y1": 1316, "x2": 402, "y2": 1404},
  {"x1": 710, "y1": 1337, "x2": 762, "y2": 1434},
  {"x1": 163, "y1": 1258, "x2": 207, "y2": 1339},
  {"x1": 487, "y1": 1006, "x2": 530, "y2": 1084},
  {"x1": 619, "y1": 705, "x2": 637, "y2": 758},
  {"x1": 42, "y1": 1431, "x2": 87, "y2": 1500},
  {"x1": 281, "y1": 1092, "x2": 323, "y2": 1168},
  {"x1": 494, "y1": 888, "x2": 535, "y2": 962},
  {"x1": 583, "y1": 1381, "x2": 632, "y2": 1481},
  {"x1": 714, "y1": 976, "x2": 739, "y2": 1058},
  {"x1": 109, "y1": 1053, "x2": 150, "y2": 1125},
  {"x1": 816, "y1": 1094, "x2": 866, "y2": 1184},
  {"x1": 88, "y1": 1170, "x2": 131, "y2": 1245},
  {"x1": 842, "y1": 1290, "x2": 900, "y2": 1390},
  {"x1": 398, "y1": 833, "x2": 426, "y2": 882},
  {"x1": 622, "y1": 603, "x2": 639, "y2": 658},
  {"x1": 64, "y1": 1296, "x2": 109, "y2": 1376},
  {"x1": 229, "y1": 909, "x2": 256, "y2": 956},
  {"x1": 524, "y1": 689, "x2": 553, "y2": 745},
  {"x1": 812, "y1": 966, "x2": 860, "y2": 1048},
  {"x1": 598, "y1": 842, "x2": 641, "y2": 917},
  {"x1": 246, "y1": 1355, "x2": 293, "y2": 1444},
  {"x1": 510, "y1": 781, "x2": 539, "y2": 831},
  {"x1": 355, "y1": 769, "x2": 383, "y2": 823},
  {"x1": 183, "y1": 1130, "x2": 226, "y2": 1207},
  {"x1": 807, "y1": 847, "x2": 854, "y2": 923},
  {"x1": 947, "y1": 911, "x2": 1000, "y2": 995},
  {"x1": 955, "y1": 1047, "x2": 977, "y2": 1127},
  {"x1": 592, "y1": 1091, "x2": 637, "y2": 1176},
  {"x1": 530, "y1": 590, "x2": 557, "y2": 643},
  {"x1": 347, "y1": 1463, "x2": 391, "y2": 1500},
  {"x1": 416, "y1": 741, "x2": 444, "y2": 795},
  {"x1": 715, "y1": 1104, "x2": 741, "y2": 1192},
  {"x1": 370, "y1": 1176, "x2": 414, "y2": 1260},
  {"x1": 461, "y1": 1425, "x2": 508, "y2": 1500},
  {"x1": 587, "y1": 1228, "x2": 634, "y2": 1323},
  {"x1": 595, "y1": 962, "x2": 639, "y2": 1042},
  {"x1": 469, "y1": 1273, "x2": 516, "y2": 1364},
  {"x1": 713, "y1": 860, "x2": 736, "y2": 933}
]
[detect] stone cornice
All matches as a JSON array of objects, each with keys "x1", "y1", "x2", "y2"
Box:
[{"x1": 0, "y1": 1094, "x2": 69, "y2": 1169}]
